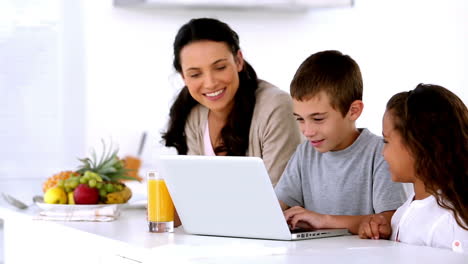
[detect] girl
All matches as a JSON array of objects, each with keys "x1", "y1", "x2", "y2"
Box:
[
  {"x1": 161, "y1": 18, "x2": 302, "y2": 185},
  {"x1": 358, "y1": 84, "x2": 468, "y2": 252}
]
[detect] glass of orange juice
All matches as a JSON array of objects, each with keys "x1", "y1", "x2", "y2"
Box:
[{"x1": 147, "y1": 171, "x2": 174, "y2": 233}]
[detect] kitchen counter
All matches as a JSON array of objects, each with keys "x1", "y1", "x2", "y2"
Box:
[
  {"x1": 2, "y1": 205, "x2": 467, "y2": 263},
  {"x1": 0, "y1": 179, "x2": 466, "y2": 264}
]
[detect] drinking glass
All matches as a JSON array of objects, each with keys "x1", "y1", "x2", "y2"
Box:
[{"x1": 147, "y1": 171, "x2": 174, "y2": 233}]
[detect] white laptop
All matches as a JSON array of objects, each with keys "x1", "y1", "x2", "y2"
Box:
[{"x1": 158, "y1": 155, "x2": 350, "y2": 241}]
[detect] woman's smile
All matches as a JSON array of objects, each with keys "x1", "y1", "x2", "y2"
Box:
[{"x1": 204, "y1": 88, "x2": 226, "y2": 101}]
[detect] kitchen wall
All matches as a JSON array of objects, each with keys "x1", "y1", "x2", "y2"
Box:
[
  {"x1": 81, "y1": 0, "x2": 468, "y2": 170},
  {"x1": 0, "y1": 1, "x2": 465, "y2": 258},
  {"x1": 0, "y1": 0, "x2": 85, "y2": 178}
]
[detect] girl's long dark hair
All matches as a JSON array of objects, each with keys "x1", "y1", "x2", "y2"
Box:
[
  {"x1": 161, "y1": 18, "x2": 258, "y2": 155},
  {"x1": 386, "y1": 84, "x2": 468, "y2": 230}
]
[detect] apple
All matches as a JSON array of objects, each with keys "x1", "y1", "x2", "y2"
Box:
[
  {"x1": 73, "y1": 183, "x2": 99, "y2": 204},
  {"x1": 44, "y1": 186, "x2": 68, "y2": 204}
]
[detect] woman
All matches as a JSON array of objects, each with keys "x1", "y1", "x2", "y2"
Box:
[{"x1": 162, "y1": 18, "x2": 302, "y2": 185}]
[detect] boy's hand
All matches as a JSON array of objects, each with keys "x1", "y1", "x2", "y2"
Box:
[
  {"x1": 358, "y1": 214, "x2": 391, "y2": 240},
  {"x1": 283, "y1": 206, "x2": 326, "y2": 230}
]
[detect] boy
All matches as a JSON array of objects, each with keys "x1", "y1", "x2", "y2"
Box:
[{"x1": 275, "y1": 50, "x2": 407, "y2": 236}]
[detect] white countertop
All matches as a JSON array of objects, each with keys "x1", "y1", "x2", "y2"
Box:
[
  {"x1": 2, "y1": 205, "x2": 467, "y2": 263},
  {"x1": 1, "y1": 179, "x2": 467, "y2": 264}
]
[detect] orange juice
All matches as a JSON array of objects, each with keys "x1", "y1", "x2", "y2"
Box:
[{"x1": 147, "y1": 178, "x2": 174, "y2": 223}]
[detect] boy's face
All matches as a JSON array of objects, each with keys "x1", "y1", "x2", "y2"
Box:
[
  {"x1": 382, "y1": 111, "x2": 416, "y2": 183},
  {"x1": 293, "y1": 91, "x2": 360, "y2": 153}
]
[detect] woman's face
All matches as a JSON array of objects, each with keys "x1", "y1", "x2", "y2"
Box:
[
  {"x1": 179, "y1": 40, "x2": 243, "y2": 115},
  {"x1": 382, "y1": 111, "x2": 417, "y2": 183}
]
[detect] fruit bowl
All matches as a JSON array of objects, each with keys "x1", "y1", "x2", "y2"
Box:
[
  {"x1": 34, "y1": 194, "x2": 124, "y2": 211},
  {"x1": 35, "y1": 201, "x2": 124, "y2": 212},
  {"x1": 42, "y1": 141, "x2": 136, "y2": 205},
  {"x1": 34, "y1": 197, "x2": 124, "y2": 221}
]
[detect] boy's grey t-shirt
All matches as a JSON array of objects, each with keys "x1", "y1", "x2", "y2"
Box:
[{"x1": 275, "y1": 128, "x2": 407, "y2": 215}]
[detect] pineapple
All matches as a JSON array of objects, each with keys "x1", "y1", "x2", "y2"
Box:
[
  {"x1": 76, "y1": 140, "x2": 136, "y2": 183},
  {"x1": 43, "y1": 171, "x2": 79, "y2": 193}
]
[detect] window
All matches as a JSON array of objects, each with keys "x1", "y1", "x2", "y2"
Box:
[{"x1": 0, "y1": 0, "x2": 85, "y2": 179}]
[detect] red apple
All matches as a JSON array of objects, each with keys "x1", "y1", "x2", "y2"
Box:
[{"x1": 74, "y1": 183, "x2": 99, "y2": 204}]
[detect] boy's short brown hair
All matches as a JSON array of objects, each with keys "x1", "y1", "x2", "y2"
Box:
[{"x1": 290, "y1": 50, "x2": 363, "y2": 117}]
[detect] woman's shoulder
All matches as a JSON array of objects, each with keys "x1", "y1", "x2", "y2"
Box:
[
  {"x1": 255, "y1": 80, "x2": 292, "y2": 105},
  {"x1": 252, "y1": 80, "x2": 295, "y2": 125},
  {"x1": 186, "y1": 103, "x2": 208, "y2": 126}
]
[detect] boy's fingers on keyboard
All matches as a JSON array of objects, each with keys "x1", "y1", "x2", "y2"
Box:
[
  {"x1": 290, "y1": 212, "x2": 317, "y2": 230},
  {"x1": 295, "y1": 221, "x2": 313, "y2": 230},
  {"x1": 283, "y1": 206, "x2": 305, "y2": 220},
  {"x1": 289, "y1": 214, "x2": 301, "y2": 229},
  {"x1": 289, "y1": 212, "x2": 308, "y2": 228}
]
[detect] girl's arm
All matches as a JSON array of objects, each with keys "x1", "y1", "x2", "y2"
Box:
[{"x1": 358, "y1": 211, "x2": 394, "y2": 239}]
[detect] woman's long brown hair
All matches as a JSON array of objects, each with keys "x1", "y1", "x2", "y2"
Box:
[
  {"x1": 162, "y1": 18, "x2": 258, "y2": 156},
  {"x1": 386, "y1": 84, "x2": 468, "y2": 230}
]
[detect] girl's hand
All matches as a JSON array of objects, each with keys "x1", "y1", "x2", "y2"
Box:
[
  {"x1": 358, "y1": 214, "x2": 391, "y2": 240},
  {"x1": 283, "y1": 206, "x2": 326, "y2": 230}
]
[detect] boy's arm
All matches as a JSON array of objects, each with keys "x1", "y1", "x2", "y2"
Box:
[
  {"x1": 279, "y1": 200, "x2": 290, "y2": 211},
  {"x1": 274, "y1": 144, "x2": 305, "y2": 209},
  {"x1": 284, "y1": 206, "x2": 395, "y2": 235},
  {"x1": 322, "y1": 210, "x2": 395, "y2": 234}
]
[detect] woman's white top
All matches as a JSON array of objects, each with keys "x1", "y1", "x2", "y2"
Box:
[
  {"x1": 203, "y1": 121, "x2": 216, "y2": 156},
  {"x1": 391, "y1": 195, "x2": 468, "y2": 253}
]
